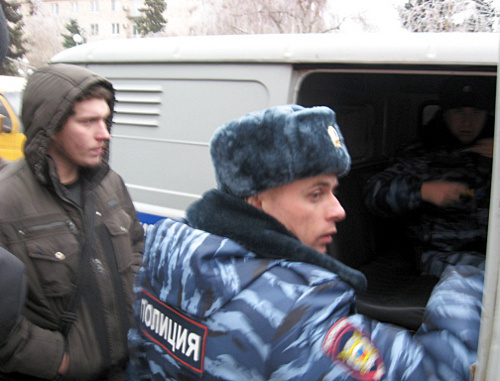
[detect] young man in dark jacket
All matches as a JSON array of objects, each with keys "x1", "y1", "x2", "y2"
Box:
[
  {"x1": 129, "y1": 105, "x2": 483, "y2": 380},
  {"x1": 0, "y1": 64, "x2": 144, "y2": 380}
]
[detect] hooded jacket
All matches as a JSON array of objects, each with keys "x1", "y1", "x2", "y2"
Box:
[
  {"x1": 0, "y1": 64, "x2": 144, "y2": 380},
  {"x1": 128, "y1": 189, "x2": 482, "y2": 380}
]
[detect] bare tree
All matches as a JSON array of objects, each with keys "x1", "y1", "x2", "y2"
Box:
[
  {"x1": 188, "y1": 0, "x2": 341, "y2": 35},
  {"x1": 399, "y1": 0, "x2": 499, "y2": 32},
  {"x1": 22, "y1": 6, "x2": 66, "y2": 69},
  {"x1": 1, "y1": 0, "x2": 28, "y2": 75}
]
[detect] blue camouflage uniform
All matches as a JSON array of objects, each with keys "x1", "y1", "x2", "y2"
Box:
[
  {"x1": 364, "y1": 143, "x2": 491, "y2": 276},
  {"x1": 128, "y1": 189, "x2": 483, "y2": 381}
]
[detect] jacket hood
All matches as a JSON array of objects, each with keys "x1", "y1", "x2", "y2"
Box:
[{"x1": 22, "y1": 63, "x2": 115, "y2": 185}]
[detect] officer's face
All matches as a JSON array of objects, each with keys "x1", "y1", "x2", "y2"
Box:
[
  {"x1": 248, "y1": 173, "x2": 346, "y2": 254},
  {"x1": 444, "y1": 107, "x2": 487, "y2": 144}
]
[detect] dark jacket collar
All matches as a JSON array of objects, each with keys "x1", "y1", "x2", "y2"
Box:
[{"x1": 186, "y1": 189, "x2": 366, "y2": 291}]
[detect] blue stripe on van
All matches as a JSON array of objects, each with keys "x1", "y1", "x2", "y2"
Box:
[
  {"x1": 137, "y1": 212, "x2": 167, "y2": 236},
  {"x1": 137, "y1": 212, "x2": 165, "y2": 225}
]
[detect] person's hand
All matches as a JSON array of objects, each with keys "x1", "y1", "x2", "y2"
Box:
[
  {"x1": 464, "y1": 138, "x2": 494, "y2": 158},
  {"x1": 421, "y1": 180, "x2": 470, "y2": 207},
  {"x1": 58, "y1": 352, "x2": 69, "y2": 375}
]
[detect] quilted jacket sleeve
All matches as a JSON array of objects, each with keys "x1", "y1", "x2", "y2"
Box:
[
  {"x1": 265, "y1": 284, "x2": 435, "y2": 380},
  {"x1": 414, "y1": 265, "x2": 483, "y2": 380},
  {"x1": 0, "y1": 316, "x2": 66, "y2": 378},
  {"x1": 364, "y1": 156, "x2": 425, "y2": 217},
  {"x1": 0, "y1": 242, "x2": 65, "y2": 379},
  {"x1": 267, "y1": 265, "x2": 482, "y2": 381}
]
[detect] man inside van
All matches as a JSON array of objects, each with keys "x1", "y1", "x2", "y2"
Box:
[
  {"x1": 129, "y1": 104, "x2": 482, "y2": 380},
  {"x1": 364, "y1": 76, "x2": 494, "y2": 277},
  {"x1": 0, "y1": 64, "x2": 144, "y2": 380}
]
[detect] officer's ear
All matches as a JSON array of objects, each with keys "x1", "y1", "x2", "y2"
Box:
[{"x1": 245, "y1": 195, "x2": 263, "y2": 210}]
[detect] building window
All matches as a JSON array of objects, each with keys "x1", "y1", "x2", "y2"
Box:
[
  {"x1": 91, "y1": 23, "x2": 99, "y2": 35},
  {"x1": 91, "y1": 1, "x2": 99, "y2": 12},
  {"x1": 71, "y1": 2, "x2": 78, "y2": 13},
  {"x1": 112, "y1": 23, "x2": 120, "y2": 34},
  {"x1": 51, "y1": 3, "x2": 59, "y2": 14},
  {"x1": 111, "y1": 0, "x2": 120, "y2": 11},
  {"x1": 131, "y1": 0, "x2": 141, "y2": 17}
]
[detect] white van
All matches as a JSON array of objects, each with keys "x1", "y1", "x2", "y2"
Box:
[{"x1": 51, "y1": 32, "x2": 499, "y2": 379}]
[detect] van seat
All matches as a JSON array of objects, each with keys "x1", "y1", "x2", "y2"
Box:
[{"x1": 355, "y1": 258, "x2": 438, "y2": 331}]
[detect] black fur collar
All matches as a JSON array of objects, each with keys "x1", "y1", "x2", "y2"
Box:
[{"x1": 186, "y1": 189, "x2": 366, "y2": 291}]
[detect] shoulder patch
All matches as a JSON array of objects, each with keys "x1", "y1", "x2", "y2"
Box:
[
  {"x1": 322, "y1": 317, "x2": 385, "y2": 381},
  {"x1": 140, "y1": 288, "x2": 208, "y2": 374}
]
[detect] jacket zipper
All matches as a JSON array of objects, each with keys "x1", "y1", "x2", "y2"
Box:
[{"x1": 18, "y1": 220, "x2": 77, "y2": 236}]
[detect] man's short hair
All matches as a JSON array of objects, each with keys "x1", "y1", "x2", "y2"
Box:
[
  {"x1": 75, "y1": 83, "x2": 114, "y2": 105},
  {"x1": 58, "y1": 83, "x2": 114, "y2": 132}
]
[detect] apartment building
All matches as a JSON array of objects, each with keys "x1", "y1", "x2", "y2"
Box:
[
  {"x1": 18, "y1": 0, "x2": 193, "y2": 68},
  {"x1": 21, "y1": 0, "x2": 149, "y2": 42}
]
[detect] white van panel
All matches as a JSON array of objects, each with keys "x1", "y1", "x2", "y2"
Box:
[
  {"x1": 89, "y1": 63, "x2": 293, "y2": 218},
  {"x1": 52, "y1": 33, "x2": 498, "y2": 67}
]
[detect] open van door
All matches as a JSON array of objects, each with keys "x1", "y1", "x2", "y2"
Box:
[{"x1": 475, "y1": 35, "x2": 500, "y2": 381}]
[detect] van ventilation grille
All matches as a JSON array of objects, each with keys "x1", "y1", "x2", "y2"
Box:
[{"x1": 113, "y1": 84, "x2": 162, "y2": 128}]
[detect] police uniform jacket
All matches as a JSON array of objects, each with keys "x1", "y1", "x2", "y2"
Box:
[
  {"x1": 0, "y1": 65, "x2": 144, "y2": 380},
  {"x1": 129, "y1": 189, "x2": 482, "y2": 380}
]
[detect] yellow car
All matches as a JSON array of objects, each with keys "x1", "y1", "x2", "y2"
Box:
[{"x1": 0, "y1": 76, "x2": 26, "y2": 161}]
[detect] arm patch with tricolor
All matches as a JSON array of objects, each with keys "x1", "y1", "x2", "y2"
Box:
[{"x1": 322, "y1": 317, "x2": 386, "y2": 381}]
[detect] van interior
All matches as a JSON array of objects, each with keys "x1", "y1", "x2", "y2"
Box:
[{"x1": 297, "y1": 68, "x2": 496, "y2": 330}]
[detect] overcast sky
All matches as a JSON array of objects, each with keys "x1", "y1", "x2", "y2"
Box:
[
  {"x1": 334, "y1": 0, "x2": 409, "y2": 32},
  {"x1": 334, "y1": 0, "x2": 500, "y2": 32}
]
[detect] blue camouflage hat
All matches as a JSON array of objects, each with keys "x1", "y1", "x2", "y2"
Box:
[{"x1": 210, "y1": 104, "x2": 351, "y2": 197}]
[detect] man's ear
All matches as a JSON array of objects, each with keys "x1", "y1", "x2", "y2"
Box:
[{"x1": 246, "y1": 195, "x2": 263, "y2": 210}]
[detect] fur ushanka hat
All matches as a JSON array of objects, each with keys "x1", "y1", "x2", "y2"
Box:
[{"x1": 210, "y1": 104, "x2": 351, "y2": 198}]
